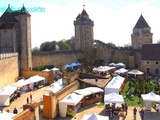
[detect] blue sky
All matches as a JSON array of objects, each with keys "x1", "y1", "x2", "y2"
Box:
[{"x1": 1, "y1": 0, "x2": 160, "y2": 48}]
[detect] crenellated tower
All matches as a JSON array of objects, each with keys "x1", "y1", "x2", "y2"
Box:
[
  {"x1": 131, "y1": 14, "x2": 153, "y2": 49},
  {"x1": 74, "y1": 7, "x2": 94, "y2": 51}
]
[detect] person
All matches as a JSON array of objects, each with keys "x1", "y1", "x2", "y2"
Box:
[
  {"x1": 124, "y1": 103, "x2": 128, "y2": 115},
  {"x1": 109, "y1": 108, "x2": 114, "y2": 120},
  {"x1": 27, "y1": 97, "x2": 29, "y2": 104},
  {"x1": 133, "y1": 107, "x2": 137, "y2": 120},
  {"x1": 140, "y1": 108, "x2": 145, "y2": 120},
  {"x1": 30, "y1": 94, "x2": 32, "y2": 102},
  {"x1": 13, "y1": 108, "x2": 18, "y2": 114},
  {"x1": 121, "y1": 104, "x2": 124, "y2": 112}
]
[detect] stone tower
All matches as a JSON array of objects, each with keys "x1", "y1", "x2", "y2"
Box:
[
  {"x1": 131, "y1": 14, "x2": 153, "y2": 49},
  {"x1": 74, "y1": 7, "x2": 94, "y2": 51},
  {"x1": 0, "y1": 4, "x2": 32, "y2": 70}
]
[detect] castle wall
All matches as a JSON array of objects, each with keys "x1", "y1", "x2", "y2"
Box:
[
  {"x1": 0, "y1": 53, "x2": 19, "y2": 89},
  {"x1": 32, "y1": 51, "x2": 83, "y2": 68}
]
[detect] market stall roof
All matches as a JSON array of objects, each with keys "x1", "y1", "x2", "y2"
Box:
[
  {"x1": 128, "y1": 69, "x2": 143, "y2": 75},
  {"x1": 82, "y1": 113, "x2": 109, "y2": 120},
  {"x1": 104, "y1": 92, "x2": 124, "y2": 104},
  {"x1": 59, "y1": 93, "x2": 84, "y2": 105},
  {"x1": 0, "y1": 85, "x2": 17, "y2": 96},
  {"x1": 0, "y1": 110, "x2": 17, "y2": 120},
  {"x1": 26, "y1": 75, "x2": 45, "y2": 83},
  {"x1": 50, "y1": 67, "x2": 60, "y2": 71},
  {"x1": 11, "y1": 79, "x2": 30, "y2": 87},
  {"x1": 114, "y1": 68, "x2": 128, "y2": 74},
  {"x1": 74, "y1": 87, "x2": 103, "y2": 96},
  {"x1": 141, "y1": 91, "x2": 160, "y2": 102},
  {"x1": 42, "y1": 68, "x2": 51, "y2": 72}
]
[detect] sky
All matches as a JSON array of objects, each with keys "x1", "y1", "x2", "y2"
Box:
[{"x1": 1, "y1": 0, "x2": 160, "y2": 48}]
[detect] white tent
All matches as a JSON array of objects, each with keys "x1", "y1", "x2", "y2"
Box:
[
  {"x1": 141, "y1": 91, "x2": 160, "y2": 111},
  {"x1": 59, "y1": 93, "x2": 84, "y2": 117},
  {"x1": 0, "y1": 110, "x2": 17, "y2": 120},
  {"x1": 44, "y1": 79, "x2": 65, "y2": 95},
  {"x1": 0, "y1": 85, "x2": 17, "y2": 106},
  {"x1": 74, "y1": 87, "x2": 103, "y2": 96},
  {"x1": 104, "y1": 75, "x2": 125, "y2": 94},
  {"x1": 141, "y1": 91, "x2": 160, "y2": 102},
  {"x1": 114, "y1": 68, "x2": 128, "y2": 74},
  {"x1": 82, "y1": 113, "x2": 109, "y2": 120},
  {"x1": 104, "y1": 92, "x2": 124, "y2": 104},
  {"x1": 42, "y1": 68, "x2": 51, "y2": 72},
  {"x1": 26, "y1": 75, "x2": 45, "y2": 84},
  {"x1": 11, "y1": 79, "x2": 30, "y2": 88},
  {"x1": 128, "y1": 69, "x2": 143, "y2": 75}
]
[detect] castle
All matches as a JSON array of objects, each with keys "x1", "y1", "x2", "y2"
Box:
[{"x1": 0, "y1": 5, "x2": 159, "y2": 89}]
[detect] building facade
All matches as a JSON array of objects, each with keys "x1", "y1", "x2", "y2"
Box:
[
  {"x1": 74, "y1": 8, "x2": 94, "y2": 51},
  {"x1": 141, "y1": 44, "x2": 160, "y2": 76},
  {"x1": 0, "y1": 4, "x2": 32, "y2": 70},
  {"x1": 131, "y1": 14, "x2": 153, "y2": 49}
]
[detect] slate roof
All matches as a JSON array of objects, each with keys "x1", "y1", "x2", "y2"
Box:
[
  {"x1": 141, "y1": 44, "x2": 160, "y2": 60},
  {"x1": 0, "y1": 4, "x2": 30, "y2": 23},
  {"x1": 0, "y1": 23, "x2": 15, "y2": 29},
  {"x1": 81, "y1": 9, "x2": 88, "y2": 16},
  {"x1": 134, "y1": 14, "x2": 150, "y2": 28}
]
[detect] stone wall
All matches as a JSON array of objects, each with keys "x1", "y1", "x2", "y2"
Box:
[
  {"x1": 0, "y1": 53, "x2": 19, "y2": 89},
  {"x1": 32, "y1": 51, "x2": 83, "y2": 68}
]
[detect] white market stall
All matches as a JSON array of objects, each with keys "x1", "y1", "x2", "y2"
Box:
[
  {"x1": 0, "y1": 85, "x2": 17, "y2": 106},
  {"x1": 82, "y1": 113, "x2": 109, "y2": 120},
  {"x1": 128, "y1": 69, "x2": 143, "y2": 75},
  {"x1": 104, "y1": 75, "x2": 125, "y2": 94},
  {"x1": 104, "y1": 92, "x2": 124, "y2": 104},
  {"x1": 59, "y1": 93, "x2": 83, "y2": 117},
  {"x1": 26, "y1": 75, "x2": 46, "y2": 89},
  {"x1": 141, "y1": 91, "x2": 160, "y2": 111},
  {"x1": 114, "y1": 68, "x2": 128, "y2": 74},
  {"x1": 74, "y1": 87, "x2": 104, "y2": 106},
  {"x1": 0, "y1": 110, "x2": 17, "y2": 120},
  {"x1": 44, "y1": 79, "x2": 65, "y2": 95}
]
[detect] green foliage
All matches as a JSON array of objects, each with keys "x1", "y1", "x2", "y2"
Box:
[
  {"x1": 40, "y1": 41, "x2": 57, "y2": 51},
  {"x1": 57, "y1": 40, "x2": 71, "y2": 50},
  {"x1": 32, "y1": 65, "x2": 54, "y2": 71},
  {"x1": 32, "y1": 46, "x2": 40, "y2": 52}
]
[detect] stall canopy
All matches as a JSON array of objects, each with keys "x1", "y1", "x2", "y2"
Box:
[
  {"x1": 74, "y1": 87, "x2": 104, "y2": 96},
  {"x1": 114, "y1": 68, "x2": 128, "y2": 74},
  {"x1": 104, "y1": 75, "x2": 125, "y2": 94},
  {"x1": 128, "y1": 69, "x2": 143, "y2": 75},
  {"x1": 0, "y1": 85, "x2": 17, "y2": 106},
  {"x1": 93, "y1": 66, "x2": 115, "y2": 72},
  {"x1": 0, "y1": 110, "x2": 17, "y2": 120},
  {"x1": 141, "y1": 91, "x2": 160, "y2": 102},
  {"x1": 59, "y1": 93, "x2": 84, "y2": 117},
  {"x1": 104, "y1": 92, "x2": 124, "y2": 104},
  {"x1": 44, "y1": 79, "x2": 65, "y2": 94},
  {"x1": 26, "y1": 75, "x2": 45, "y2": 83},
  {"x1": 11, "y1": 79, "x2": 30, "y2": 87},
  {"x1": 82, "y1": 113, "x2": 109, "y2": 120},
  {"x1": 42, "y1": 68, "x2": 51, "y2": 72}
]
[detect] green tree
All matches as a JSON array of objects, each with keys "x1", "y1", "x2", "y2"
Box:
[
  {"x1": 57, "y1": 40, "x2": 71, "y2": 50},
  {"x1": 32, "y1": 46, "x2": 40, "y2": 52}
]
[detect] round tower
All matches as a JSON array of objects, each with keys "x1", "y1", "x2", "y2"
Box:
[
  {"x1": 17, "y1": 5, "x2": 32, "y2": 70},
  {"x1": 74, "y1": 7, "x2": 94, "y2": 51}
]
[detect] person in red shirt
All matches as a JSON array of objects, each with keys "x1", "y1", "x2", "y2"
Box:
[{"x1": 30, "y1": 94, "x2": 32, "y2": 102}]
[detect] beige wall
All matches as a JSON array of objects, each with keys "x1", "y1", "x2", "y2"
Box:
[
  {"x1": 0, "y1": 53, "x2": 19, "y2": 89},
  {"x1": 141, "y1": 60, "x2": 160, "y2": 76},
  {"x1": 32, "y1": 51, "x2": 83, "y2": 68}
]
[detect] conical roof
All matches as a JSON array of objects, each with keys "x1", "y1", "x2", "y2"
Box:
[
  {"x1": 0, "y1": 4, "x2": 18, "y2": 22},
  {"x1": 134, "y1": 14, "x2": 150, "y2": 28},
  {"x1": 81, "y1": 9, "x2": 88, "y2": 16}
]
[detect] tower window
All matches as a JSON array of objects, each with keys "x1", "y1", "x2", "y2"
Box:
[
  {"x1": 147, "y1": 61, "x2": 149, "y2": 64},
  {"x1": 155, "y1": 61, "x2": 159, "y2": 64}
]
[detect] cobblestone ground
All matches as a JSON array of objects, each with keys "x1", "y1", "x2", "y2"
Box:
[{"x1": 1, "y1": 86, "x2": 160, "y2": 120}]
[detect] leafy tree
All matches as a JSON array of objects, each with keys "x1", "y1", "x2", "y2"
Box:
[
  {"x1": 57, "y1": 40, "x2": 71, "y2": 50},
  {"x1": 40, "y1": 42, "x2": 50, "y2": 51},
  {"x1": 32, "y1": 46, "x2": 40, "y2": 52}
]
